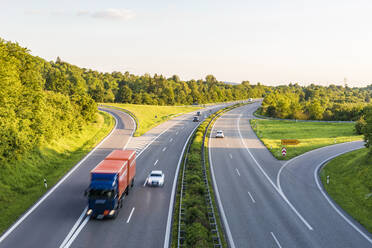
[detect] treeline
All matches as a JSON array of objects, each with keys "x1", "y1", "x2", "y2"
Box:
[
  {"x1": 356, "y1": 106, "x2": 372, "y2": 155},
  {"x1": 0, "y1": 39, "x2": 96, "y2": 163},
  {"x1": 260, "y1": 84, "x2": 372, "y2": 121},
  {"x1": 48, "y1": 61, "x2": 270, "y2": 105}
]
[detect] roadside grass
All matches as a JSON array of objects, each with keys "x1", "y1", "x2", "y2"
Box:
[
  {"x1": 171, "y1": 104, "x2": 246, "y2": 248},
  {"x1": 250, "y1": 119, "x2": 363, "y2": 160},
  {"x1": 0, "y1": 111, "x2": 114, "y2": 234},
  {"x1": 101, "y1": 103, "x2": 202, "y2": 136},
  {"x1": 320, "y1": 148, "x2": 372, "y2": 233}
]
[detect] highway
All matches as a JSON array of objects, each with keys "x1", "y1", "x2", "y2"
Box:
[
  {"x1": 209, "y1": 102, "x2": 372, "y2": 248},
  {"x1": 0, "y1": 107, "x2": 135, "y2": 248},
  {"x1": 0, "y1": 105, "x2": 225, "y2": 248}
]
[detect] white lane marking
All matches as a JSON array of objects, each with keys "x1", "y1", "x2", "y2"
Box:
[
  {"x1": 169, "y1": 138, "x2": 173, "y2": 142},
  {"x1": 176, "y1": 131, "x2": 179, "y2": 135},
  {"x1": 119, "y1": 110, "x2": 136, "y2": 150},
  {"x1": 63, "y1": 216, "x2": 90, "y2": 248},
  {"x1": 126, "y1": 207, "x2": 135, "y2": 223},
  {"x1": 229, "y1": 153, "x2": 233, "y2": 159},
  {"x1": 59, "y1": 207, "x2": 88, "y2": 248},
  {"x1": 270, "y1": 232, "x2": 282, "y2": 248},
  {"x1": 277, "y1": 140, "x2": 362, "y2": 193},
  {"x1": 237, "y1": 113, "x2": 314, "y2": 231},
  {"x1": 143, "y1": 179, "x2": 148, "y2": 187},
  {"x1": 163, "y1": 123, "x2": 201, "y2": 248},
  {"x1": 248, "y1": 192, "x2": 256, "y2": 203},
  {"x1": 210, "y1": 117, "x2": 237, "y2": 248},
  {"x1": 154, "y1": 159, "x2": 159, "y2": 166},
  {"x1": 0, "y1": 109, "x2": 119, "y2": 244},
  {"x1": 136, "y1": 115, "x2": 189, "y2": 158},
  {"x1": 162, "y1": 147, "x2": 167, "y2": 152},
  {"x1": 314, "y1": 149, "x2": 372, "y2": 244},
  {"x1": 235, "y1": 168, "x2": 241, "y2": 176}
]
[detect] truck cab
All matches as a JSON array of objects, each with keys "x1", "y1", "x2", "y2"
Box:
[{"x1": 86, "y1": 172, "x2": 122, "y2": 218}]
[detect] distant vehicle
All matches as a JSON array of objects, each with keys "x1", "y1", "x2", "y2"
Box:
[
  {"x1": 248, "y1": 98, "x2": 253, "y2": 102},
  {"x1": 193, "y1": 116, "x2": 199, "y2": 122},
  {"x1": 147, "y1": 170, "x2": 165, "y2": 186},
  {"x1": 215, "y1": 130, "x2": 224, "y2": 138},
  {"x1": 196, "y1": 111, "x2": 201, "y2": 116},
  {"x1": 85, "y1": 150, "x2": 136, "y2": 219}
]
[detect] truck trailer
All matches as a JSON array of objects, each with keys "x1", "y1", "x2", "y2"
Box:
[{"x1": 85, "y1": 150, "x2": 136, "y2": 219}]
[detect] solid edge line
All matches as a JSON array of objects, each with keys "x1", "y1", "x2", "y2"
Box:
[
  {"x1": 0, "y1": 110, "x2": 119, "y2": 244},
  {"x1": 58, "y1": 207, "x2": 88, "y2": 248},
  {"x1": 163, "y1": 123, "x2": 201, "y2": 248},
  {"x1": 61, "y1": 109, "x2": 136, "y2": 248},
  {"x1": 209, "y1": 114, "x2": 237, "y2": 248},
  {"x1": 277, "y1": 140, "x2": 362, "y2": 193},
  {"x1": 63, "y1": 216, "x2": 90, "y2": 248},
  {"x1": 238, "y1": 112, "x2": 314, "y2": 231},
  {"x1": 314, "y1": 149, "x2": 372, "y2": 244}
]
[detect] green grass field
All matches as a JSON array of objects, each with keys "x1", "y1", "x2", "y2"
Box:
[
  {"x1": 320, "y1": 148, "x2": 372, "y2": 233},
  {"x1": 250, "y1": 119, "x2": 363, "y2": 160},
  {"x1": 102, "y1": 103, "x2": 202, "y2": 136},
  {"x1": 0, "y1": 111, "x2": 114, "y2": 234}
]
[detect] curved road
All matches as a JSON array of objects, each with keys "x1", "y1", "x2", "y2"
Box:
[
  {"x1": 209, "y1": 103, "x2": 372, "y2": 248},
  {"x1": 0, "y1": 105, "x2": 226, "y2": 248},
  {"x1": 0, "y1": 107, "x2": 135, "y2": 248}
]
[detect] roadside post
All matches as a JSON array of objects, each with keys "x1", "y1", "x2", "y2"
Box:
[
  {"x1": 327, "y1": 175, "x2": 330, "y2": 184},
  {"x1": 44, "y1": 178, "x2": 47, "y2": 189},
  {"x1": 281, "y1": 139, "x2": 300, "y2": 157},
  {"x1": 282, "y1": 147, "x2": 287, "y2": 157}
]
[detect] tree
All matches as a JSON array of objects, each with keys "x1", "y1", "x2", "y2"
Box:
[{"x1": 363, "y1": 106, "x2": 372, "y2": 154}]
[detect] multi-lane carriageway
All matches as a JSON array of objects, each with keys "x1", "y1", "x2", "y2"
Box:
[
  {"x1": 0, "y1": 104, "x2": 226, "y2": 248},
  {"x1": 0, "y1": 102, "x2": 371, "y2": 248}
]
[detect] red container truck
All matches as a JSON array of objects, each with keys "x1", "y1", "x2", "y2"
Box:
[{"x1": 85, "y1": 150, "x2": 136, "y2": 219}]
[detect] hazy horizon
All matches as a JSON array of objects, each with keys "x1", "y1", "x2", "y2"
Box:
[{"x1": 1, "y1": 0, "x2": 372, "y2": 87}]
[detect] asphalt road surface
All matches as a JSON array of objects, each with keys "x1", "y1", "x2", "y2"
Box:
[
  {"x1": 0, "y1": 105, "x2": 225, "y2": 248},
  {"x1": 209, "y1": 102, "x2": 372, "y2": 248}
]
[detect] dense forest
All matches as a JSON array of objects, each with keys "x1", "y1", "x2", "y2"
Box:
[
  {"x1": 0, "y1": 38, "x2": 269, "y2": 162},
  {"x1": 2, "y1": 37, "x2": 372, "y2": 162},
  {"x1": 0, "y1": 39, "x2": 96, "y2": 162},
  {"x1": 48, "y1": 59, "x2": 270, "y2": 105},
  {"x1": 260, "y1": 84, "x2": 372, "y2": 121}
]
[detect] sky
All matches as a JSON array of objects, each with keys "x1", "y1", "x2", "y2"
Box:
[{"x1": 1, "y1": 0, "x2": 372, "y2": 87}]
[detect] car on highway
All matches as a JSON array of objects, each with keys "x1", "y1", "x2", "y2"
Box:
[
  {"x1": 248, "y1": 98, "x2": 253, "y2": 102},
  {"x1": 147, "y1": 170, "x2": 165, "y2": 186},
  {"x1": 215, "y1": 130, "x2": 224, "y2": 138},
  {"x1": 193, "y1": 116, "x2": 199, "y2": 122}
]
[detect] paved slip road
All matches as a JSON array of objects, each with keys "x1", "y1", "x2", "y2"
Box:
[
  {"x1": 209, "y1": 102, "x2": 372, "y2": 248},
  {"x1": 0, "y1": 107, "x2": 135, "y2": 248},
  {"x1": 0, "y1": 104, "x2": 226, "y2": 248}
]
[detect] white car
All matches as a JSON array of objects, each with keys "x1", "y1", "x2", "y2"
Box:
[
  {"x1": 215, "y1": 130, "x2": 224, "y2": 138},
  {"x1": 147, "y1": 170, "x2": 165, "y2": 186}
]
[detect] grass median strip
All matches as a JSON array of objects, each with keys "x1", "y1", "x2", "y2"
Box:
[
  {"x1": 172, "y1": 103, "x2": 246, "y2": 248},
  {"x1": 250, "y1": 119, "x2": 363, "y2": 160},
  {"x1": 320, "y1": 148, "x2": 372, "y2": 233},
  {"x1": 101, "y1": 103, "x2": 202, "y2": 136},
  {"x1": 0, "y1": 111, "x2": 114, "y2": 234}
]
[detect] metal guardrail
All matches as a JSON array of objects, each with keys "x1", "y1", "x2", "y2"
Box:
[
  {"x1": 176, "y1": 105, "x2": 242, "y2": 248},
  {"x1": 177, "y1": 130, "x2": 194, "y2": 247}
]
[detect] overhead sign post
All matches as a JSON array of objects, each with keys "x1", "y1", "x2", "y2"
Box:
[
  {"x1": 281, "y1": 139, "x2": 300, "y2": 145},
  {"x1": 282, "y1": 147, "x2": 287, "y2": 157}
]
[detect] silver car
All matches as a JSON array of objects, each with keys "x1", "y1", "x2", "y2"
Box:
[
  {"x1": 215, "y1": 130, "x2": 224, "y2": 138},
  {"x1": 147, "y1": 170, "x2": 165, "y2": 187}
]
